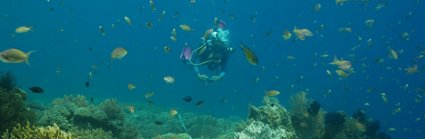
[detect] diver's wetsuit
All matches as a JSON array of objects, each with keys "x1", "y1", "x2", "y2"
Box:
[
  {"x1": 197, "y1": 41, "x2": 230, "y2": 74},
  {"x1": 188, "y1": 27, "x2": 232, "y2": 81}
]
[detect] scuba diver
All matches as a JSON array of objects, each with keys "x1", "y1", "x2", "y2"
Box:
[{"x1": 180, "y1": 19, "x2": 233, "y2": 82}]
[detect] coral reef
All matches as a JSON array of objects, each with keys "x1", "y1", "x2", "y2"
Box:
[
  {"x1": 0, "y1": 71, "x2": 35, "y2": 134},
  {"x1": 154, "y1": 133, "x2": 191, "y2": 139},
  {"x1": 235, "y1": 96, "x2": 297, "y2": 139},
  {"x1": 100, "y1": 99, "x2": 125, "y2": 121},
  {"x1": 186, "y1": 115, "x2": 237, "y2": 138},
  {"x1": 37, "y1": 95, "x2": 138, "y2": 138},
  {"x1": 287, "y1": 92, "x2": 392, "y2": 139},
  {"x1": 289, "y1": 91, "x2": 325, "y2": 139},
  {"x1": 1, "y1": 122, "x2": 75, "y2": 139},
  {"x1": 73, "y1": 128, "x2": 113, "y2": 139},
  {"x1": 235, "y1": 120, "x2": 295, "y2": 139},
  {"x1": 128, "y1": 108, "x2": 237, "y2": 138}
]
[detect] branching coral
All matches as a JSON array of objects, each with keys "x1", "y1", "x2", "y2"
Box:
[{"x1": 1, "y1": 122, "x2": 76, "y2": 139}]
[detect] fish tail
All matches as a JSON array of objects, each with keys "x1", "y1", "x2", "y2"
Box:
[
  {"x1": 330, "y1": 55, "x2": 337, "y2": 65},
  {"x1": 239, "y1": 41, "x2": 246, "y2": 49},
  {"x1": 25, "y1": 50, "x2": 36, "y2": 65}
]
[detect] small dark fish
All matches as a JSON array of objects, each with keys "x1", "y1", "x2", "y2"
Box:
[
  {"x1": 182, "y1": 96, "x2": 192, "y2": 102},
  {"x1": 195, "y1": 100, "x2": 204, "y2": 106},
  {"x1": 29, "y1": 86, "x2": 44, "y2": 93},
  {"x1": 85, "y1": 81, "x2": 90, "y2": 87},
  {"x1": 90, "y1": 97, "x2": 94, "y2": 103},
  {"x1": 154, "y1": 121, "x2": 163, "y2": 125}
]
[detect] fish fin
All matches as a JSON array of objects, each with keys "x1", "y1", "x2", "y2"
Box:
[{"x1": 25, "y1": 50, "x2": 36, "y2": 65}]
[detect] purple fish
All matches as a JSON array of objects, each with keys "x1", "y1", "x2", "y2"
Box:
[{"x1": 180, "y1": 47, "x2": 192, "y2": 61}]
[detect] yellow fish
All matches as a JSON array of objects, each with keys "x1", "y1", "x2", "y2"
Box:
[
  {"x1": 128, "y1": 105, "x2": 135, "y2": 113},
  {"x1": 0, "y1": 48, "x2": 35, "y2": 65},
  {"x1": 179, "y1": 24, "x2": 192, "y2": 32},
  {"x1": 389, "y1": 48, "x2": 398, "y2": 60},
  {"x1": 265, "y1": 90, "x2": 280, "y2": 97},
  {"x1": 15, "y1": 26, "x2": 32, "y2": 33},
  {"x1": 293, "y1": 27, "x2": 313, "y2": 40},
  {"x1": 282, "y1": 30, "x2": 292, "y2": 40},
  {"x1": 335, "y1": 70, "x2": 349, "y2": 78},
  {"x1": 240, "y1": 41, "x2": 258, "y2": 65},
  {"x1": 169, "y1": 109, "x2": 178, "y2": 117},
  {"x1": 163, "y1": 76, "x2": 175, "y2": 84},
  {"x1": 124, "y1": 16, "x2": 132, "y2": 25},
  {"x1": 144, "y1": 92, "x2": 155, "y2": 99},
  {"x1": 111, "y1": 47, "x2": 128, "y2": 59},
  {"x1": 127, "y1": 83, "x2": 136, "y2": 90},
  {"x1": 330, "y1": 56, "x2": 352, "y2": 71}
]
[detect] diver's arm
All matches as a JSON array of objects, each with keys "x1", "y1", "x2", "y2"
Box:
[{"x1": 194, "y1": 66, "x2": 200, "y2": 74}]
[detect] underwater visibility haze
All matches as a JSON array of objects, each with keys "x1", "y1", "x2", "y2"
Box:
[{"x1": 1, "y1": 0, "x2": 425, "y2": 138}]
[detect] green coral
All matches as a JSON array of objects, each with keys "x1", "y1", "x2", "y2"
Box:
[
  {"x1": 38, "y1": 95, "x2": 135, "y2": 138},
  {"x1": 1, "y1": 122, "x2": 76, "y2": 139},
  {"x1": 100, "y1": 99, "x2": 124, "y2": 121},
  {"x1": 0, "y1": 71, "x2": 35, "y2": 134},
  {"x1": 0, "y1": 71, "x2": 17, "y2": 92}
]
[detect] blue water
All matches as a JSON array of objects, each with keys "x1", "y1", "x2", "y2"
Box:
[{"x1": 1, "y1": 0, "x2": 424, "y2": 138}]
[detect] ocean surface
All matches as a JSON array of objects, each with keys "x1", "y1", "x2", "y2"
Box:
[{"x1": 1, "y1": 0, "x2": 424, "y2": 138}]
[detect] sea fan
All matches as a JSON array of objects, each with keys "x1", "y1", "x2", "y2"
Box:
[{"x1": 0, "y1": 71, "x2": 17, "y2": 92}]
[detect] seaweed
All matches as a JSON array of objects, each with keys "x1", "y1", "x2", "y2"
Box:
[
  {"x1": 0, "y1": 71, "x2": 35, "y2": 134},
  {"x1": 0, "y1": 71, "x2": 17, "y2": 92},
  {"x1": 289, "y1": 92, "x2": 325, "y2": 139}
]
